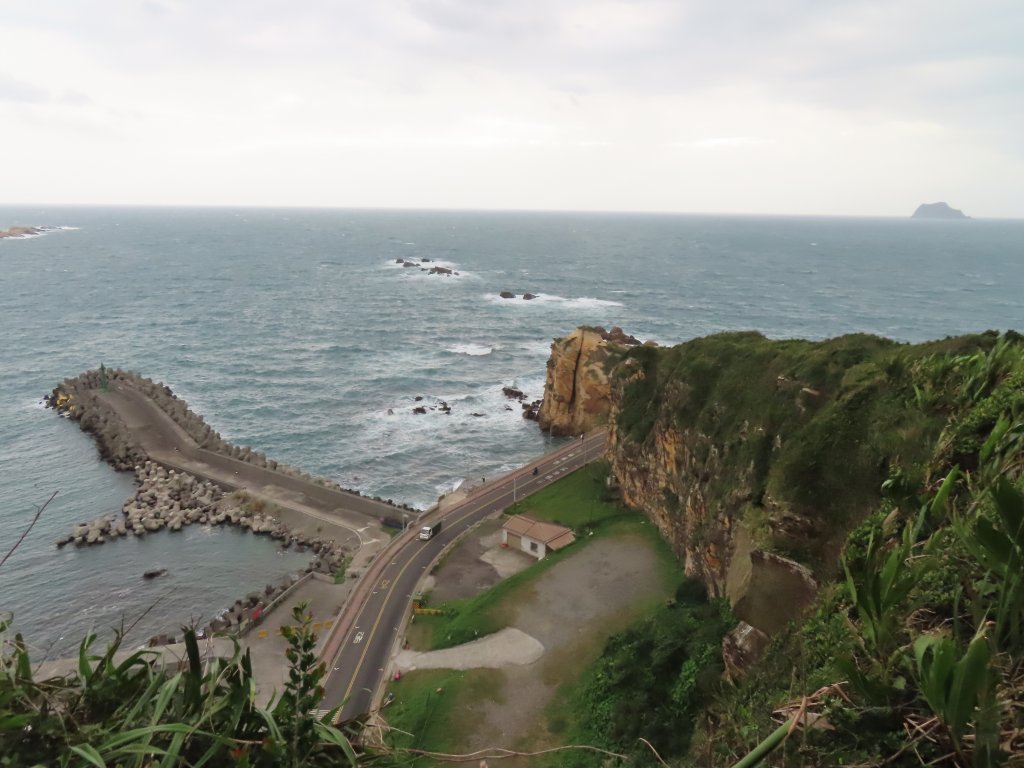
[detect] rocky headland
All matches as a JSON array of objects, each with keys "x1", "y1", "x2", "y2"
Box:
[
  {"x1": 536, "y1": 325, "x2": 642, "y2": 436},
  {"x1": 535, "y1": 326, "x2": 1017, "y2": 672}
]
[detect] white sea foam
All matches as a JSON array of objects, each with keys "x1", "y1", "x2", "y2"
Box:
[
  {"x1": 447, "y1": 343, "x2": 494, "y2": 356},
  {"x1": 483, "y1": 292, "x2": 624, "y2": 309}
]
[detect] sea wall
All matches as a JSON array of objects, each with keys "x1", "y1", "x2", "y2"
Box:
[
  {"x1": 46, "y1": 367, "x2": 416, "y2": 510},
  {"x1": 54, "y1": 460, "x2": 350, "y2": 643},
  {"x1": 44, "y1": 367, "x2": 372, "y2": 645}
]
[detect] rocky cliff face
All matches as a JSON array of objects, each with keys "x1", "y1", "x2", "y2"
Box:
[
  {"x1": 536, "y1": 326, "x2": 639, "y2": 436},
  {"x1": 538, "y1": 328, "x2": 955, "y2": 642},
  {"x1": 603, "y1": 385, "x2": 819, "y2": 634}
]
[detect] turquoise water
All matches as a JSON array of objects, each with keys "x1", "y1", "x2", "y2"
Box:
[{"x1": 1, "y1": 207, "x2": 1021, "y2": 652}]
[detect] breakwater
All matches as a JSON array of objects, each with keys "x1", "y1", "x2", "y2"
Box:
[
  {"x1": 42, "y1": 368, "x2": 378, "y2": 644},
  {"x1": 45, "y1": 367, "x2": 416, "y2": 511}
]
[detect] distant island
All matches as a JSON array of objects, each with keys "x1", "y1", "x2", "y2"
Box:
[{"x1": 911, "y1": 202, "x2": 970, "y2": 219}]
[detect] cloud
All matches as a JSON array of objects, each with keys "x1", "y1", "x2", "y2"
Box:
[
  {"x1": 0, "y1": 74, "x2": 50, "y2": 104},
  {"x1": 0, "y1": 0, "x2": 1021, "y2": 215},
  {"x1": 690, "y1": 137, "x2": 772, "y2": 149}
]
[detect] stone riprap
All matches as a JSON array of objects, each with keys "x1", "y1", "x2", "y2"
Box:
[
  {"x1": 56, "y1": 461, "x2": 348, "y2": 570},
  {"x1": 43, "y1": 367, "x2": 372, "y2": 646}
]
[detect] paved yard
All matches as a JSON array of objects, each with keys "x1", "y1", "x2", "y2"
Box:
[{"x1": 427, "y1": 519, "x2": 534, "y2": 603}]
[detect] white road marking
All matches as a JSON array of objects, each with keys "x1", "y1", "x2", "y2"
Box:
[{"x1": 353, "y1": 632, "x2": 364, "y2": 644}]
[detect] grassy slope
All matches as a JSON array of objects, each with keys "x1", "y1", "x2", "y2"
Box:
[{"x1": 382, "y1": 668, "x2": 505, "y2": 761}]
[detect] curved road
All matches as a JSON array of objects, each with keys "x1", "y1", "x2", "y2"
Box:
[{"x1": 320, "y1": 431, "x2": 607, "y2": 721}]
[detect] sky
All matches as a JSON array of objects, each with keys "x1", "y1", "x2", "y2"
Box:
[{"x1": 1, "y1": 1, "x2": 1021, "y2": 217}]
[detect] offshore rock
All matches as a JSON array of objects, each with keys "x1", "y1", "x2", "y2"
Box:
[{"x1": 911, "y1": 201, "x2": 970, "y2": 219}]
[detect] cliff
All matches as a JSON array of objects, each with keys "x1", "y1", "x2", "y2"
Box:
[
  {"x1": 542, "y1": 326, "x2": 1016, "y2": 638},
  {"x1": 536, "y1": 325, "x2": 640, "y2": 436},
  {"x1": 911, "y1": 201, "x2": 970, "y2": 219}
]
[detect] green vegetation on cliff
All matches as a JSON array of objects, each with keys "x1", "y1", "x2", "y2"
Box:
[
  {"x1": 610, "y1": 330, "x2": 1024, "y2": 766},
  {"x1": 552, "y1": 579, "x2": 732, "y2": 767},
  {"x1": 614, "y1": 330, "x2": 1019, "y2": 566}
]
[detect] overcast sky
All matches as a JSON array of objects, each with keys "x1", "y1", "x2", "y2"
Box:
[{"x1": 2, "y1": 1, "x2": 1021, "y2": 216}]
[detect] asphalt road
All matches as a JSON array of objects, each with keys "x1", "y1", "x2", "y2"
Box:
[{"x1": 320, "y1": 430, "x2": 607, "y2": 721}]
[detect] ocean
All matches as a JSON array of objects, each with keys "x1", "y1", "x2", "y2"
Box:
[{"x1": 1, "y1": 206, "x2": 1021, "y2": 654}]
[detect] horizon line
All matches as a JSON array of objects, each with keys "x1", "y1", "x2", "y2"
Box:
[{"x1": 0, "y1": 201, "x2": 1017, "y2": 221}]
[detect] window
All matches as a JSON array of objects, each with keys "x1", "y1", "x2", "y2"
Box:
[{"x1": 530, "y1": 541, "x2": 538, "y2": 552}]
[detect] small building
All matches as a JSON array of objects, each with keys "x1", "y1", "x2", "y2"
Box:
[{"x1": 501, "y1": 514, "x2": 575, "y2": 560}]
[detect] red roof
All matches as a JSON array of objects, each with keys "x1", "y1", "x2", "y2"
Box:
[{"x1": 502, "y1": 515, "x2": 576, "y2": 551}]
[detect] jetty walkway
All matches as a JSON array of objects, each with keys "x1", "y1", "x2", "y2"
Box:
[{"x1": 96, "y1": 382, "x2": 391, "y2": 551}]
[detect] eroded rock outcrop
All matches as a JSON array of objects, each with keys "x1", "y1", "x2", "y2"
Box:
[{"x1": 536, "y1": 326, "x2": 640, "y2": 436}]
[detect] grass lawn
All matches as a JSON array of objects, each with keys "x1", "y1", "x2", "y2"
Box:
[
  {"x1": 382, "y1": 667, "x2": 505, "y2": 764},
  {"x1": 505, "y1": 460, "x2": 620, "y2": 530}
]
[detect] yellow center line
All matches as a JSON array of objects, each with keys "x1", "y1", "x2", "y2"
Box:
[
  {"x1": 337, "y1": 473, "x2": 535, "y2": 703},
  {"x1": 338, "y1": 542, "x2": 426, "y2": 704}
]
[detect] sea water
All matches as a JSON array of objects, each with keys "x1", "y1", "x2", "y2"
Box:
[{"x1": 1, "y1": 206, "x2": 1021, "y2": 653}]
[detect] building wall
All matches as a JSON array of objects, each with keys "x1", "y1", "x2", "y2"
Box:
[
  {"x1": 520, "y1": 535, "x2": 546, "y2": 560},
  {"x1": 502, "y1": 528, "x2": 548, "y2": 559}
]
